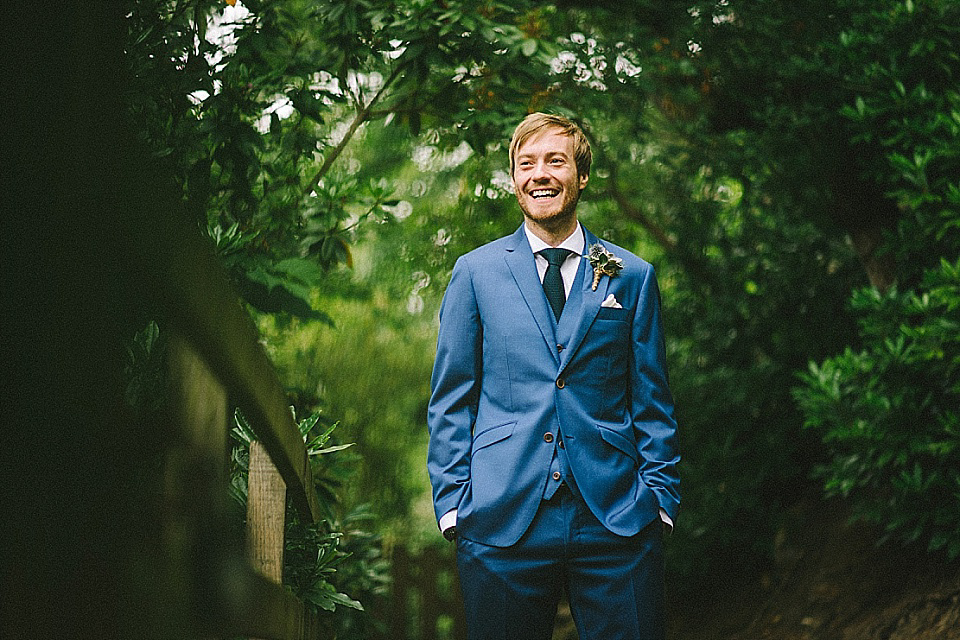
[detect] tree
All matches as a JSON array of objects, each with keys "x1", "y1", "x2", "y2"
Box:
[{"x1": 123, "y1": 0, "x2": 560, "y2": 320}]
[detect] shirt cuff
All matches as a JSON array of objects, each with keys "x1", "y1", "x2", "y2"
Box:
[
  {"x1": 439, "y1": 509, "x2": 458, "y2": 534},
  {"x1": 659, "y1": 508, "x2": 673, "y2": 533}
]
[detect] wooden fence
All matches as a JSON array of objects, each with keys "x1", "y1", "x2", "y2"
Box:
[
  {"x1": 386, "y1": 545, "x2": 467, "y2": 640},
  {"x1": 146, "y1": 204, "x2": 474, "y2": 640},
  {"x1": 7, "y1": 9, "x2": 323, "y2": 637},
  {"x1": 151, "y1": 197, "x2": 325, "y2": 639},
  {"x1": 6, "y1": 165, "x2": 328, "y2": 638}
]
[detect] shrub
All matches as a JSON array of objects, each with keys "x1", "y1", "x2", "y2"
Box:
[{"x1": 794, "y1": 259, "x2": 960, "y2": 558}]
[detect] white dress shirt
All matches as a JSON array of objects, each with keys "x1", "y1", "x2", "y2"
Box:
[{"x1": 524, "y1": 222, "x2": 585, "y2": 298}]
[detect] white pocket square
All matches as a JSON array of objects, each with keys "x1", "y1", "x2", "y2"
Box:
[{"x1": 601, "y1": 294, "x2": 623, "y2": 309}]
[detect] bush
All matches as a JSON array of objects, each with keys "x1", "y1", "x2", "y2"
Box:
[{"x1": 794, "y1": 259, "x2": 960, "y2": 558}]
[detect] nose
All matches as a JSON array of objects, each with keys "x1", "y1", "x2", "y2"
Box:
[{"x1": 532, "y1": 159, "x2": 550, "y2": 181}]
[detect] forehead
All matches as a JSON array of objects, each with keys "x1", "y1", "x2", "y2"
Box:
[{"x1": 515, "y1": 127, "x2": 575, "y2": 158}]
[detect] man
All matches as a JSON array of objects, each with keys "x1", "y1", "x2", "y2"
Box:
[{"x1": 427, "y1": 112, "x2": 680, "y2": 640}]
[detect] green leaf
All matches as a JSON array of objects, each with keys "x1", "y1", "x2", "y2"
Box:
[
  {"x1": 311, "y1": 443, "x2": 356, "y2": 455},
  {"x1": 324, "y1": 591, "x2": 364, "y2": 611},
  {"x1": 297, "y1": 410, "x2": 323, "y2": 437},
  {"x1": 273, "y1": 257, "x2": 325, "y2": 285}
]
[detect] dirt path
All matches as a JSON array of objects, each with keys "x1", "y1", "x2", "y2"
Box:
[{"x1": 669, "y1": 500, "x2": 960, "y2": 640}]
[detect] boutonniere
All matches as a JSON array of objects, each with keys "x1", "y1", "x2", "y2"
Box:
[{"x1": 586, "y1": 244, "x2": 624, "y2": 291}]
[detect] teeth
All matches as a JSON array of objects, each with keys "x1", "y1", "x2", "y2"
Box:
[{"x1": 531, "y1": 189, "x2": 558, "y2": 199}]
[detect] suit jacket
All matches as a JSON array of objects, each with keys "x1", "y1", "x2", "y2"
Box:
[{"x1": 427, "y1": 225, "x2": 680, "y2": 547}]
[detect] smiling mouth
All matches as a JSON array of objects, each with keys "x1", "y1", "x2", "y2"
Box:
[{"x1": 530, "y1": 189, "x2": 559, "y2": 200}]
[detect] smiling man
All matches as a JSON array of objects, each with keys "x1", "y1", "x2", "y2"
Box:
[
  {"x1": 511, "y1": 122, "x2": 588, "y2": 242},
  {"x1": 427, "y1": 112, "x2": 681, "y2": 640}
]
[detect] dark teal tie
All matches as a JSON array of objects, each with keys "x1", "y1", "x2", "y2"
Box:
[{"x1": 540, "y1": 248, "x2": 571, "y2": 321}]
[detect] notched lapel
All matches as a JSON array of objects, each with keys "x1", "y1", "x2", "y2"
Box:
[
  {"x1": 503, "y1": 228, "x2": 560, "y2": 363},
  {"x1": 559, "y1": 233, "x2": 610, "y2": 372}
]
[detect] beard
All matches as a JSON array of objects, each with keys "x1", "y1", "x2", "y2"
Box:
[{"x1": 516, "y1": 186, "x2": 582, "y2": 234}]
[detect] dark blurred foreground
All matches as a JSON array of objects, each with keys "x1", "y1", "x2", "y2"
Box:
[{"x1": 3, "y1": 6, "x2": 178, "y2": 637}]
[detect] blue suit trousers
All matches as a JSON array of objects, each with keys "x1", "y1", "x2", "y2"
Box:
[{"x1": 456, "y1": 485, "x2": 665, "y2": 640}]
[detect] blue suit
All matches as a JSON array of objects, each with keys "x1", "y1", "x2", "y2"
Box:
[{"x1": 427, "y1": 224, "x2": 680, "y2": 638}]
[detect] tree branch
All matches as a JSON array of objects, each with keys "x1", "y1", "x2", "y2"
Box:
[
  {"x1": 303, "y1": 62, "x2": 408, "y2": 198},
  {"x1": 605, "y1": 161, "x2": 677, "y2": 254},
  {"x1": 600, "y1": 153, "x2": 715, "y2": 292}
]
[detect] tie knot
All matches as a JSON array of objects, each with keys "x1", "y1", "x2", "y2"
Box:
[{"x1": 540, "y1": 248, "x2": 571, "y2": 267}]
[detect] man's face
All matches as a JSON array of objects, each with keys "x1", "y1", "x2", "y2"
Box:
[{"x1": 512, "y1": 127, "x2": 589, "y2": 230}]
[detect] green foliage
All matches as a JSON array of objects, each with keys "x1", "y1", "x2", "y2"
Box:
[
  {"x1": 834, "y1": 0, "x2": 960, "y2": 280},
  {"x1": 123, "y1": 321, "x2": 167, "y2": 414},
  {"x1": 123, "y1": 0, "x2": 960, "y2": 607},
  {"x1": 654, "y1": 173, "x2": 861, "y2": 579},
  {"x1": 229, "y1": 407, "x2": 389, "y2": 635},
  {"x1": 787, "y1": 0, "x2": 960, "y2": 562},
  {"x1": 123, "y1": 0, "x2": 559, "y2": 320},
  {"x1": 257, "y1": 292, "x2": 439, "y2": 537},
  {"x1": 795, "y1": 259, "x2": 960, "y2": 558}
]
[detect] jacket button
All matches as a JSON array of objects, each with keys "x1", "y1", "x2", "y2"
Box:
[
  {"x1": 558, "y1": 438, "x2": 565, "y2": 449},
  {"x1": 557, "y1": 344, "x2": 564, "y2": 352},
  {"x1": 556, "y1": 378, "x2": 565, "y2": 389},
  {"x1": 552, "y1": 471, "x2": 562, "y2": 481},
  {"x1": 543, "y1": 432, "x2": 554, "y2": 443}
]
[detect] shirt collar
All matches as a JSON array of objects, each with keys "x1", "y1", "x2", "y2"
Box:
[{"x1": 524, "y1": 222, "x2": 585, "y2": 257}]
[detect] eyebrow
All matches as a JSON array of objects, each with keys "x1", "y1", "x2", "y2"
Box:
[{"x1": 516, "y1": 150, "x2": 571, "y2": 162}]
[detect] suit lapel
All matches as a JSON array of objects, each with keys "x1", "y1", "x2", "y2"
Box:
[
  {"x1": 503, "y1": 226, "x2": 560, "y2": 364},
  {"x1": 559, "y1": 228, "x2": 609, "y2": 372}
]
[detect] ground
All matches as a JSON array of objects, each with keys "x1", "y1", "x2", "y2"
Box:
[{"x1": 552, "y1": 499, "x2": 960, "y2": 639}]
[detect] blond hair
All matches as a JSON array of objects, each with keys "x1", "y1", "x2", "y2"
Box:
[{"x1": 509, "y1": 112, "x2": 592, "y2": 179}]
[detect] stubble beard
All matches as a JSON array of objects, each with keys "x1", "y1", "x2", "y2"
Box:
[{"x1": 517, "y1": 187, "x2": 582, "y2": 237}]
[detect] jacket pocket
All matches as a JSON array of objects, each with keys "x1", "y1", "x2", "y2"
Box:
[
  {"x1": 597, "y1": 424, "x2": 639, "y2": 464},
  {"x1": 596, "y1": 306, "x2": 629, "y2": 322},
  {"x1": 473, "y1": 421, "x2": 515, "y2": 452}
]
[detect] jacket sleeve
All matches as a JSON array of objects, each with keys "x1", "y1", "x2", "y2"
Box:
[
  {"x1": 426, "y1": 256, "x2": 483, "y2": 521},
  {"x1": 630, "y1": 263, "x2": 681, "y2": 522}
]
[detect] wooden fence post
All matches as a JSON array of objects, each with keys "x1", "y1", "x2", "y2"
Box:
[
  {"x1": 167, "y1": 334, "x2": 228, "y2": 462},
  {"x1": 247, "y1": 440, "x2": 288, "y2": 584},
  {"x1": 421, "y1": 547, "x2": 440, "y2": 640},
  {"x1": 391, "y1": 545, "x2": 410, "y2": 639}
]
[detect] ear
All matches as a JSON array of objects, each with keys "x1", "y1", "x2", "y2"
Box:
[{"x1": 579, "y1": 173, "x2": 589, "y2": 191}]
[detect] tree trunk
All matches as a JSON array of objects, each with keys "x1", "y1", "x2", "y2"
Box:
[{"x1": 849, "y1": 227, "x2": 897, "y2": 293}]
